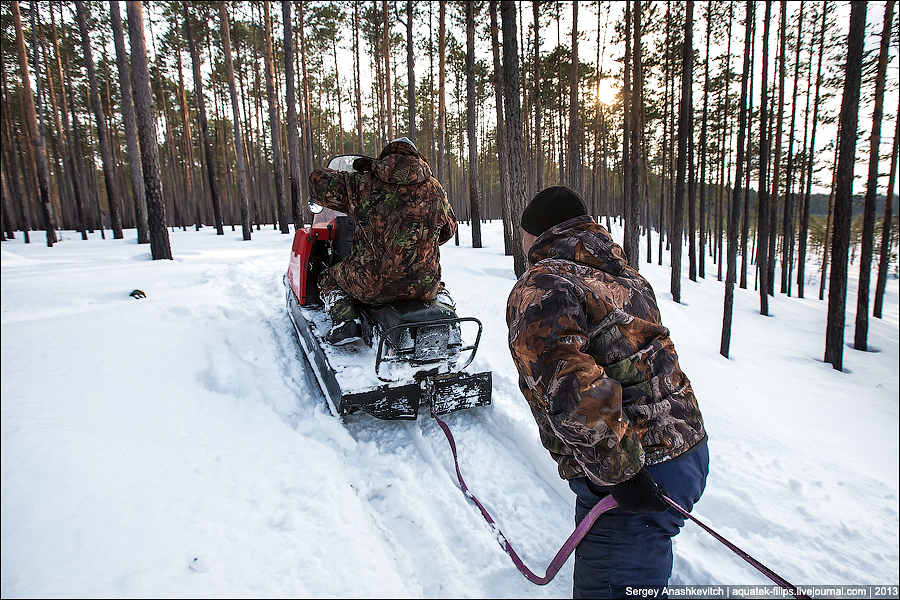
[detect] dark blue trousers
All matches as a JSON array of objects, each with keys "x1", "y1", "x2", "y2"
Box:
[{"x1": 569, "y1": 438, "x2": 709, "y2": 599}]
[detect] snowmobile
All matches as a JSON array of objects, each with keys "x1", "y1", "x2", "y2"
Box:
[{"x1": 284, "y1": 154, "x2": 492, "y2": 420}]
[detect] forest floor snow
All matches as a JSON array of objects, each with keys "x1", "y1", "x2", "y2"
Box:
[{"x1": 2, "y1": 222, "x2": 898, "y2": 597}]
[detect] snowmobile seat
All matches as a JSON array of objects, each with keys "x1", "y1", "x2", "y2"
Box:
[{"x1": 368, "y1": 300, "x2": 457, "y2": 329}]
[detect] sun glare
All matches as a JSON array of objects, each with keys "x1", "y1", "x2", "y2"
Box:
[{"x1": 593, "y1": 78, "x2": 620, "y2": 107}]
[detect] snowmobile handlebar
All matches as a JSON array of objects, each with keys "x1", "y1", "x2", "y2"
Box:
[{"x1": 374, "y1": 317, "x2": 484, "y2": 382}]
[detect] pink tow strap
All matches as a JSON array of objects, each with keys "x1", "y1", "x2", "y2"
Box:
[
  {"x1": 662, "y1": 495, "x2": 810, "y2": 599},
  {"x1": 432, "y1": 412, "x2": 809, "y2": 598},
  {"x1": 431, "y1": 412, "x2": 618, "y2": 585}
]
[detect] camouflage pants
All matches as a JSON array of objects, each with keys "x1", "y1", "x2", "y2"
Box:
[{"x1": 319, "y1": 259, "x2": 446, "y2": 325}]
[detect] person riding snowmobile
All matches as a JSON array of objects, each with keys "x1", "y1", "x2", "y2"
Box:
[{"x1": 308, "y1": 138, "x2": 457, "y2": 344}]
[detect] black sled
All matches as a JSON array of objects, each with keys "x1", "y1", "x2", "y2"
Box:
[{"x1": 284, "y1": 155, "x2": 492, "y2": 420}]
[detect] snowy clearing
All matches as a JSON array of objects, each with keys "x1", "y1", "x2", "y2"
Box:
[{"x1": 2, "y1": 222, "x2": 898, "y2": 597}]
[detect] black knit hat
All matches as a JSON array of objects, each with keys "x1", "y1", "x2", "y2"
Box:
[{"x1": 520, "y1": 186, "x2": 587, "y2": 236}]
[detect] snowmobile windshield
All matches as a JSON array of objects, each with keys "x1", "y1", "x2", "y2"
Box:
[{"x1": 327, "y1": 155, "x2": 369, "y2": 172}]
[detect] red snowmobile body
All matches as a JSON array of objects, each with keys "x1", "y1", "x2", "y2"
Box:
[{"x1": 283, "y1": 157, "x2": 491, "y2": 420}]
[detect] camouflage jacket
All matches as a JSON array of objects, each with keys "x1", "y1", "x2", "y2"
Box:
[
  {"x1": 506, "y1": 216, "x2": 706, "y2": 486},
  {"x1": 309, "y1": 141, "x2": 457, "y2": 304}
]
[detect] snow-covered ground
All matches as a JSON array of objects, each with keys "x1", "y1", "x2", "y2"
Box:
[{"x1": 2, "y1": 222, "x2": 897, "y2": 597}]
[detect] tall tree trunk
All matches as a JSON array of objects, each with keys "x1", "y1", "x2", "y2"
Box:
[
  {"x1": 824, "y1": 1, "x2": 866, "y2": 371},
  {"x1": 219, "y1": 3, "x2": 251, "y2": 241},
  {"x1": 687, "y1": 9, "x2": 697, "y2": 281},
  {"x1": 1, "y1": 170, "x2": 13, "y2": 240},
  {"x1": 1, "y1": 91, "x2": 30, "y2": 241},
  {"x1": 383, "y1": 0, "x2": 394, "y2": 140},
  {"x1": 437, "y1": 1, "x2": 447, "y2": 183},
  {"x1": 174, "y1": 33, "x2": 199, "y2": 231},
  {"x1": 74, "y1": 0, "x2": 122, "y2": 239},
  {"x1": 781, "y1": 2, "x2": 805, "y2": 294},
  {"x1": 533, "y1": 0, "x2": 542, "y2": 192},
  {"x1": 109, "y1": 0, "x2": 149, "y2": 243},
  {"x1": 567, "y1": 1, "x2": 581, "y2": 196},
  {"x1": 184, "y1": 6, "x2": 224, "y2": 235},
  {"x1": 38, "y1": 13, "x2": 70, "y2": 232},
  {"x1": 873, "y1": 91, "x2": 899, "y2": 319},
  {"x1": 501, "y1": 0, "x2": 528, "y2": 276},
  {"x1": 465, "y1": 2, "x2": 482, "y2": 248},
  {"x1": 353, "y1": 3, "x2": 364, "y2": 152},
  {"x1": 427, "y1": 3, "x2": 436, "y2": 164},
  {"x1": 490, "y1": 0, "x2": 513, "y2": 256},
  {"x1": 791, "y1": 20, "x2": 814, "y2": 295},
  {"x1": 717, "y1": 3, "x2": 733, "y2": 283},
  {"x1": 672, "y1": 1, "x2": 692, "y2": 302},
  {"x1": 798, "y1": 2, "x2": 828, "y2": 298},
  {"x1": 299, "y1": 3, "x2": 314, "y2": 189},
  {"x1": 63, "y1": 52, "x2": 93, "y2": 240},
  {"x1": 721, "y1": 0, "x2": 753, "y2": 358},
  {"x1": 767, "y1": 0, "x2": 788, "y2": 295},
  {"x1": 282, "y1": 1, "x2": 303, "y2": 228},
  {"x1": 622, "y1": 0, "x2": 631, "y2": 244},
  {"x1": 756, "y1": 0, "x2": 773, "y2": 315},
  {"x1": 263, "y1": 1, "x2": 289, "y2": 234},
  {"x1": 49, "y1": 3, "x2": 87, "y2": 240},
  {"x1": 625, "y1": 0, "x2": 642, "y2": 269},
  {"x1": 740, "y1": 5, "x2": 756, "y2": 289},
  {"x1": 235, "y1": 20, "x2": 259, "y2": 231},
  {"x1": 14, "y1": 1, "x2": 56, "y2": 246},
  {"x1": 658, "y1": 27, "x2": 670, "y2": 266},
  {"x1": 854, "y1": 0, "x2": 893, "y2": 349},
  {"x1": 406, "y1": 1, "x2": 416, "y2": 144},
  {"x1": 699, "y1": 5, "x2": 711, "y2": 278},
  {"x1": 126, "y1": 1, "x2": 171, "y2": 259}
]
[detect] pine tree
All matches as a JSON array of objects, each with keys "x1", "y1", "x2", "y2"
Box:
[
  {"x1": 382, "y1": 0, "x2": 393, "y2": 140},
  {"x1": 568, "y1": 1, "x2": 581, "y2": 196},
  {"x1": 13, "y1": 0, "x2": 57, "y2": 246},
  {"x1": 672, "y1": 1, "x2": 692, "y2": 302},
  {"x1": 874, "y1": 92, "x2": 899, "y2": 319},
  {"x1": 625, "y1": 0, "x2": 643, "y2": 269},
  {"x1": 263, "y1": 1, "x2": 289, "y2": 235},
  {"x1": 797, "y1": 2, "x2": 829, "y2": 298},
  {"x1": 49, "y1": 2, "x2": 87, "y2": 240},
  {"x1": 501, "y1": 0, "x2": 528, "y2": 276},
  {"x1": 282, "y1": 1, "x2": 303, "y2": 228},
  {"x1": 532, "y1": 0, "x2": 542, "y2": 192},
  {"x1": 406, "y1": 1, "x2": 416, "y2": 144},
  {"x1": 75, "y1": 1, "x2": 124, "y2": 239},
  {"x1": 824, "y1": 1, "x2": 867, "y2": 371},
  {"x1": 490, "y1": 0, "x2": 514, "y2": 256},
  {"x1": 109, "y1": 0, "x2": 149, "y2": 244},
  {"x1": 219, "y1": 2, "x2": 251, "y2": 240},
  {"x1": 854, "y1": 0, "x2": 894, "y2": 350},
  {"x1": 756, "y1": 0, "x2": 773, "y2": 316},
  {"x1": 184, "y1": 5, "x2": 224, "y2": 235},
  {"x1": 780, "y1": 2, "x2": 804, "y2": 296},
  {"x1": 437, "y1": 0, "x2": 447, "y2": 183},
  {"x1": 465, "y1": 1, "x2": 482, "y2": 249},
  {"x1": 126, "y1": 0, "x2": 171, "y2": 259},
  {"x1": 698, "y1": 4, "x2": 711, "y2": 279},
  {"x1": 721, "y1": 1, "x2": 753, "y2": 358}
]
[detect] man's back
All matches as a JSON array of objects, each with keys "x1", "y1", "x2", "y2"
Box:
[
  {"x1": 507, "y1": 215, "x2": 706, "y2": 486},
  {"x1": 310, "y1": 140, "x2": 456, "y2": 305}
]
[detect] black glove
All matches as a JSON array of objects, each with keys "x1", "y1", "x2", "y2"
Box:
[{"x1": 590, "y1": 468, "x2": 669, "y2": 512}]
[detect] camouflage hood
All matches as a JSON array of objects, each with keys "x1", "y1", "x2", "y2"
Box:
[
  {"x1": 373, "y1": 140, "x2": 432, "y2": 186},
  {"x1": 528, "y1": 216, "x2": 627, "y2": 275}
]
